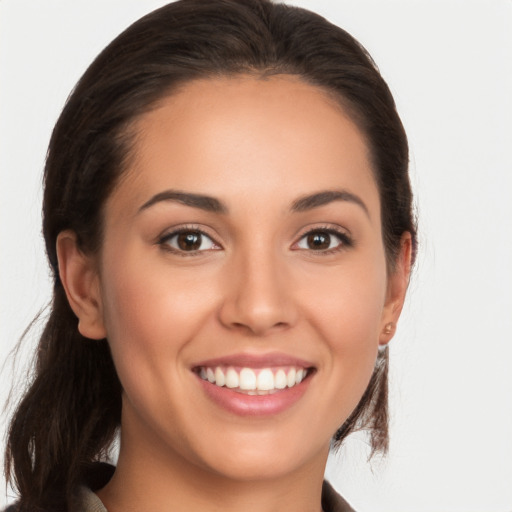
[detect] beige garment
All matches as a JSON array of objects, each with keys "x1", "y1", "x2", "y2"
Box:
[
  {"x1": 72, "y1": 480, "x2": 354, "y2": 512},
  {"x1": 72, "y1": 486, "x2": 107, "y2": 512}
]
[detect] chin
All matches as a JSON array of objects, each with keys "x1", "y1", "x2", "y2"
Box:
[{"x1": 188, "y1": 428, "x2": 330, "y2": 483}]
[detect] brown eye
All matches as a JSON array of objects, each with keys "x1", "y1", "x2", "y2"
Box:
[
  {"x1": 177, "y1": 232, "x2": 202, "y2": 251},
  {"x1": 306, "y1": 232, "x2": 331, "y2": 250},
  {"x1": 295, "y1": 229, "x2": 352, "y2": 252},
  {"x1": 161, "y1": 230, "x2": 218, "y2": 253}
]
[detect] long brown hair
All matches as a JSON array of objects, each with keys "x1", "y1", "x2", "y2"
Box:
[{"x1": 5, "y1": 1, "x2": 416, "y2": 510}]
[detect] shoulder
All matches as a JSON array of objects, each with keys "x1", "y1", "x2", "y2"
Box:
[
  {"x1": 2, "y1": 487, "x2": 109, "y2": 512},
  {"x1": 2, "y1": 493, "x2": 107, "y2": 512},
  {"x1": 322, "y1": 480, "x2": 356, "y2": 512},
  {"x1": 70, "y1": 487, "x2": 107, "y2": 512},
  {"x1": 70, "y1": 462, "x2": 113, "y2": 512},
  {"x1": 3, "y1": 463, "x2": 114, "y2": 512}
]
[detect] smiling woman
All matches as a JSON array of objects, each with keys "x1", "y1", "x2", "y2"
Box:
[{"x1": 3, "y1": 1, "x2": 416, "y2": 512}]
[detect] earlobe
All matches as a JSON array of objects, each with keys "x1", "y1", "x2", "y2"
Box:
[
  {"x1": 379, "y1": 232, "x2": 413, "y2": 346},
  {"x1": 56, "y1": 230, "x2": 106, "y2": 340}
]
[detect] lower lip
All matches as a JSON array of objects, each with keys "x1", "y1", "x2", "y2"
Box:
[{"x1": 196, "y1": 373, "x2": 312, "y2": 417}]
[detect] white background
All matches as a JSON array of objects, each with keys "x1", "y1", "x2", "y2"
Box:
[{"x1": 1, "y1": 1, "x2": 511, "y2": 511}]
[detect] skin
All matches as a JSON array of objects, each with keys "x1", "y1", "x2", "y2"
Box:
[{"x1": 57, "y1": 76, "x2": 411, "y2": 512}]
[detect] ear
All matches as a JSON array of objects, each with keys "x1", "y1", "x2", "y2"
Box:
[
  {"x1": 56, "y1": 230, "x2": 106, "y2": 340},
  {"x1": 379, "y1": 232, "x2": 413, "y2": 345}
]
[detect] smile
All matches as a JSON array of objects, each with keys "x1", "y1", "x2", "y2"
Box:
[{"x1": 196, "y1": 366, "x2": 310, "y2": 395}]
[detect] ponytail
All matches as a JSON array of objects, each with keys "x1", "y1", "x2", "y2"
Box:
[{"x1": 5, "y1": 286, "x2": 121, "y2": 510}]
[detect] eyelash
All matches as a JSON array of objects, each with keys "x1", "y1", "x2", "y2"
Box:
[
  {"x1": 294, "y1": 226, "x2": 354, "y2": 254},
  {"x1": 158, "y1": 226, "x2": 221, "y2": 256},
  {"x1": 157, "y1": 225, "x2": 353, "y2": 256}
]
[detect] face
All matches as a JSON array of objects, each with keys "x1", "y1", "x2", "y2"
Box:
[{"x1": 69, "y1": 76, "x2": 407, "y2": 484}]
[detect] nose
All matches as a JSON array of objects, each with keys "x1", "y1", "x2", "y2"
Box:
[{"x1": 218, "y1": 248, "x2": 298, "y2": 336}]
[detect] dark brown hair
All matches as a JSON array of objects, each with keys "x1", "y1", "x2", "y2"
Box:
[{"x1": 5, "y1": 0, "x2": 416, "y2": 510}]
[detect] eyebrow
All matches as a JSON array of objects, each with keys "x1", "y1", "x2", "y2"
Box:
[
  {"x1": 138, "y1": 188, "x2": 369, "y2": 217},
  {"x1": 138, "y1": 190, "x2": 228, "y2": 214},
  {"x1": 291, "y1": 190, "x2": 369, "y2": 217}
]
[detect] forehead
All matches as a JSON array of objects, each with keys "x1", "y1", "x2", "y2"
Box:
[{"x1": 112, "y1": 75, "x2": 379, "y2": 217}]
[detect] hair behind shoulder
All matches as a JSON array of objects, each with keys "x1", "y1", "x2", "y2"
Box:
[{"x1": 5, "y1": 1, "x2": 415, "y2": 509}]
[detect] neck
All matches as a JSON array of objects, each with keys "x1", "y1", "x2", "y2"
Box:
[{"x1": 97, "y1": 429, "x2": 328, "y2": 512}]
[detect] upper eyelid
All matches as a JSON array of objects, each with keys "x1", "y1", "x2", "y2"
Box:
[
  {"x1": 158, "y1": 224, "x2": 218, "y2": 240},
  {"x1": 294, "y1": 223, "x2": 352, "y2": 239}
]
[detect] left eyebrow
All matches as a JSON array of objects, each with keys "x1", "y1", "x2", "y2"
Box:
[
  {"x1": 290, "y1": 190, "x2": 370, "y2": 217},
  {"x1": 138, "y1": 190, "x2": 228, "y2": 214}
]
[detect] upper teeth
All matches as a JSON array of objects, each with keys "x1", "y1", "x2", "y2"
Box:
[{"x1": 199, "y1": 366, "x2": 307, "y2": 394}]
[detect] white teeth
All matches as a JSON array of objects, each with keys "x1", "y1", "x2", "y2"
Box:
[
  {"x1": 274, "y1": 369, "x2": 287, "y2": 390},
  {"x1": 287, "y1": 368, "x2": 296, "y2": 388},
  {"x1": 257, "y1": 369, "x2": 274, "y2": 391},
  {"x1": 198, "y1": 365, "x2": 309, "y2": 392},
  {"x1": 225, "y1": 367, "x2": 239, "y2": 388},
  {"x1": 239, "y1": 368, "x2": 257, "y2": 390},
  {"x1": 215, "y1": 367, "x2": 225, "y2": 387}
]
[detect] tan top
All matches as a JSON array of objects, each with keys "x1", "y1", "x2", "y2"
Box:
[
  {"x1": 72, "y1": 480, "x2": 354, "y2": 512},
  {"x1": 72, "y1": 486, "x2": 107, "y2": 512}
]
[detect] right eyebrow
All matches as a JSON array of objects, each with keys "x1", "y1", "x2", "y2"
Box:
[
  {"x1": 290, "y1": 189, "x2": 370, "y2": 218},
  {"x1": 137, "y1": 189, "x2": 228, "y2": 214}
]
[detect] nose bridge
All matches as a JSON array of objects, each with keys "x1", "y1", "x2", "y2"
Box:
[{"x1": 219, "y1": 237, "x2": 296, "y2": 335}]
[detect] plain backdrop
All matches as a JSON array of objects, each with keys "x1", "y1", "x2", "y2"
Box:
[{"x1": 1, "y1": 1, "x2": 511, "y2": 511}]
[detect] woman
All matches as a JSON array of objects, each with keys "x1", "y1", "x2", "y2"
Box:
[{"x1": 4, "y1": 0, "x2": 416, "y2": 511}]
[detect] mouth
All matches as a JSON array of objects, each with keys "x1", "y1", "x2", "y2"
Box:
[
  {"x1": 194, "y1": 365, "x2": 312, "y2": 395},
  {"x1": 191, "y1": 354, "x2": 316, "y2": 416}
]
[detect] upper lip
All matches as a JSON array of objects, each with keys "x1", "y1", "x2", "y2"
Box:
[{"x1": 192, "y1": 352, "x2": 315, "y2": 370}]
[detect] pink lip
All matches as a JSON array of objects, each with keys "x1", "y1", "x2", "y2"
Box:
[
  {"x1": 192, "y1": 352, "x2": 315, "y2": 369},
  {"x1": 196, "y1": 374, "x2": 312, "y2": 417},
  {"x1": 192, "y1": 352, "x2": 315, "y2": 417}
]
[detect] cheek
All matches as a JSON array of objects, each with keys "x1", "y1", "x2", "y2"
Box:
[
  {"x1": 301, "y1": 257, "x2": 388, "y2": 347},
  {"x1": 97, "y1": 258, "x2": 217, "y2": 432},
  {"x1": 98, "y1": 249, "x2": 216, "y2": 390},
  {"x1": 100, "y1": 247, "x2": 214, "y2": 341},
  {"x1": 296, "y1": 254, "x2": 387, "y2": 413}
]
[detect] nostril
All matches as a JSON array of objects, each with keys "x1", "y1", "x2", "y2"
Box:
[{"x1": 230, "y1": 319, "x2": 290, "y2": 334}]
